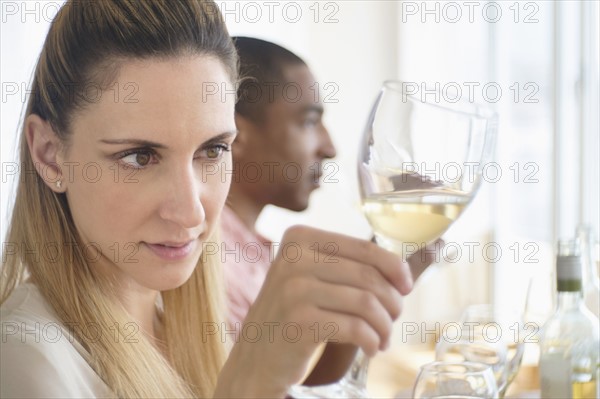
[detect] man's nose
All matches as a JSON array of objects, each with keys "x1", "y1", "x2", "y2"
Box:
[{"x1": 318, "y1": 125, "x2": 337, "y2": 159}]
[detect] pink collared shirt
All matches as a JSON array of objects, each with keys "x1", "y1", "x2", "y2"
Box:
[{"x1": 220, "y1": 206, "x2": 272, "y2": 327}]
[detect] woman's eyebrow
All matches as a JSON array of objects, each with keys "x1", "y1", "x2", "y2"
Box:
[
  {"x1": 201, "y1": 131, "x2": 238, "y2": 147},
  {"x1": 98, "y1": 131, "x2": 238, "y2": 149},
  {"x1": 98, "y1": 138, "x2": 167, "y2": 148}
]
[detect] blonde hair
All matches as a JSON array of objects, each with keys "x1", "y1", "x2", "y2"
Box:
[{"x1": 1, "y1": 0, "x2": 237, "y2": 397}]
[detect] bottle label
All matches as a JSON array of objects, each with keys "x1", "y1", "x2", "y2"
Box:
[{"x1": 540, "y1": 352, "x2": 572, "y2": 398}]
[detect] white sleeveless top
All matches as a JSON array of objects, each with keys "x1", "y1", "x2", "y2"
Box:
[{"x1": 1, "y1": 283, "x2": 112, "y2": 398}]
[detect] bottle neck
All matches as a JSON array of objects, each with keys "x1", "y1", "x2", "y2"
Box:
[
  {"x1": 577, "y1": 225, "x2": 599, "y2": 285},
  {"x1": 557, "y1": 289, "x2": 583, "y2": 311}
]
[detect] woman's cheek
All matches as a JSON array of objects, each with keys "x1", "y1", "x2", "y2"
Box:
[{"x1": 202, "y1": 165, "x2": 230, "y2": 228}]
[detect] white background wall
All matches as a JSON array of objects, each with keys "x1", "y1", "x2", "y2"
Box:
[{"x1": 1, "y1": 0, "x2": 58, "y2": 240}]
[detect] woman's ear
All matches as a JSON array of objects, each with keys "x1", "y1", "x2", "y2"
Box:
[{"x1": 24, "y1": 114, "x2": 66, "y2": 193}]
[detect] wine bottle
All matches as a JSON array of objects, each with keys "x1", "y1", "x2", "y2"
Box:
[{"x1": 539, "y1": 239, "x2": 600, "y2": 399}]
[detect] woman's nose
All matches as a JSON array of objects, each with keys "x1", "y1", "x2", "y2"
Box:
[{"x1": 158, "y1": 165, "x2": 205, "y2": 229}]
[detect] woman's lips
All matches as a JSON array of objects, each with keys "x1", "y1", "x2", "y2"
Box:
[{"x1": 144, "y1": 240, "x2": 195, "y2": 261}]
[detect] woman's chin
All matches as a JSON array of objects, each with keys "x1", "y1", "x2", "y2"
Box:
[{"x1": 137, "y1": 263, "x2": 198, "y2": 292}]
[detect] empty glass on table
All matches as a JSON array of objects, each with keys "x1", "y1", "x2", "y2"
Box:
[{"x1": 412, "y1": 361, "x2": 499, "y2": 399}]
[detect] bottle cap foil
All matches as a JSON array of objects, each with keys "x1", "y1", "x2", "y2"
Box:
[{"x1": 556, "y1": 255, "x2": 582, "y2": 291}]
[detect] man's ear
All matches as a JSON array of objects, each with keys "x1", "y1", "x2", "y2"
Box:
[{"x1": 24, "y1": 114, "x2": 66, "y2": 193}]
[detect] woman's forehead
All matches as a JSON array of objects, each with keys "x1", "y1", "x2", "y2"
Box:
[{"x1": 69, "y1": 56, "x2": 236, "y2": 144}]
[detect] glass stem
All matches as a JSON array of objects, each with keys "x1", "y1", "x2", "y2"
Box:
[{"x1": 339, "y1": 349, "x2": 369, "y2": 389}]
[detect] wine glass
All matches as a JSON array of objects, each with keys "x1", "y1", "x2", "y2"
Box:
[
  {"x1": 288, "y1": 81, "x2": 497, "y2": 398},
  {"x1": 435, "y1": 327, "x2": 509, "y2": 396},
  {"x1": 412, "y1": 361, "x2": 499, "y2": 399},
  {"x1": 523, "y1": 271, "x2": 555, "y2": 340},
  {"x1": 460, "y1": 304, "x2": 525, "y2": 396}
]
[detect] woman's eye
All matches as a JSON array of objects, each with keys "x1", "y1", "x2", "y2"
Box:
[
  {"x1": 202, "y1": 145, "x2": 230, "y2": 160},
  {"x1": 120, "y1": 151, "x2": 155, "y2": 169}
]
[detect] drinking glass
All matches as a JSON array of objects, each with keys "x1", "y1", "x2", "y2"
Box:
[
  {"x1": 288, "y1": 80, "x2": 497, "y2": 398},
  {"x1": 435, "y1": 328, "x2": 509, "y2": 396},
  {"x1": 459, "y1": 304, "x2": 525, "y2": 396},
  {"x1": 412, "y1": 361, "x2": 499, "y2": 399}
]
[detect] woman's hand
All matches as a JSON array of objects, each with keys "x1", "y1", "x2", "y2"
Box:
[
  {"x1": 215, "y1": 225, "x2": 414, "y2": 398},
  {"x1": 300, "y1": 238, "x2": 445, "y2": 386}
]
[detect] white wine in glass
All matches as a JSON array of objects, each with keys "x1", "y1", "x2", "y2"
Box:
[
  {"x1": 363, "y1": 188, "x2": 469, "y2": 255},
  {"x1": 358, "y1": 81, "x2": 497, "y2": 257},
  {"x1": 288, "y1": 80, "x2": 497, "y2": 398}
]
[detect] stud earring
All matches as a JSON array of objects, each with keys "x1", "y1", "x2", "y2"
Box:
[{"x1": 56, "y1": 180, "x2": 62, "y2": 189}]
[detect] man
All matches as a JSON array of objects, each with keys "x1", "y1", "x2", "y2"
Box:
[
  {"x1": 222, "y1": 37, "x2": 336, "y2": 326},
  {"x1": 221, "y1": 37, "x2": 361, "y2": 384}
]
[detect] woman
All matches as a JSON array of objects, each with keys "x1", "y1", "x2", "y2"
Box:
[{"x1": 0, "y1": 1, "x2": 413, "y2": 397}]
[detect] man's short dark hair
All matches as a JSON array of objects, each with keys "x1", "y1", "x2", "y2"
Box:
[{"x1": 233, "y1": 37, "x2": 306, "y2": 123}]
